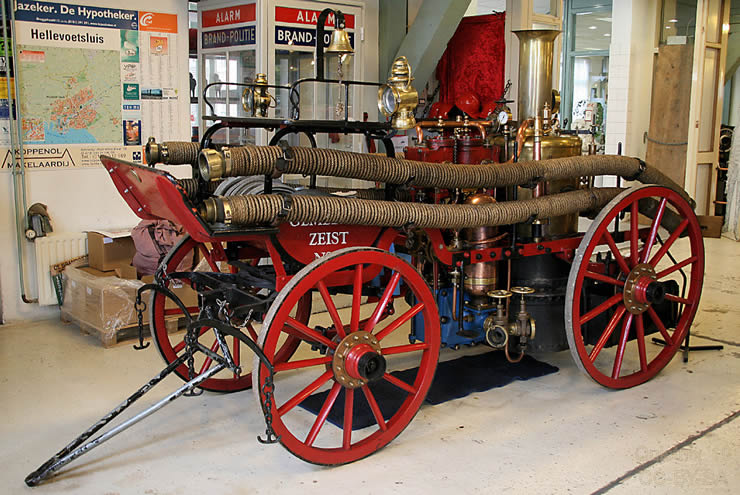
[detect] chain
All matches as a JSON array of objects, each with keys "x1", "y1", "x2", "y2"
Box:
[
  {"x1": 335, "y1": 57, "x2": 345, "y2": 118},
  {"x1": 183, "y1": 323, "x2": 203, "y2": 397},
  {"x1": 133, "y1": 291, "x2": 150, "y2": 350},
  {"x1": 257, "y1": 369, "x2": 280, "y2": 444}
]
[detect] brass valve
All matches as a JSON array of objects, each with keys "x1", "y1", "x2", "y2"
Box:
[
  {"x1": 484, "y1": 289, "x2": 511, "y2": 348},
  {"x1": 483, "y1": 287, "x2": 536, "y2": 350},
  {"x1": 510, "y1": 287, "x2": 536, "y2": 340}
]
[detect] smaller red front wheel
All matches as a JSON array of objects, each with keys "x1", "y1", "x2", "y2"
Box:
[
  {"x1": 254, "y1": 247, "x2": 440, "y2": 465},
  {"x1": 565, "y1": 185, "x2": 704, "y2": 388},
  {"x1": 150, "y1": 235, "x2": 310, "y2": 392}
]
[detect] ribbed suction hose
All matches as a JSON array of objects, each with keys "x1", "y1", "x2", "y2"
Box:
[
  {"x1": 146, "y1": 137, "x2": 201, "y2": 166},
  {"x1": 198, "y1": 146, "x2": 691, "y2": 205},
  {"x1": 200, "y1": 187, "x2": 623, "y2": 229}
]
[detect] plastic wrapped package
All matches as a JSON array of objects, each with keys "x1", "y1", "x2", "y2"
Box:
[{"x1": 60, "y1": 265, "x2": 147, "y2": 346}]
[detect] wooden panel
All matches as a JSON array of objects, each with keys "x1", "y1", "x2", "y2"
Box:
[{"x1": 645, "y1": 44, "x2": 694, "y2": 187}]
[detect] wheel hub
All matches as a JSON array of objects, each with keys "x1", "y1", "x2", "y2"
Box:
[
  {"x1": 332, "y1": 331, "x2": 385, "y2": 388},
  {"x1": 623, "y1": 263, "x2": 658, "y2": 314}
]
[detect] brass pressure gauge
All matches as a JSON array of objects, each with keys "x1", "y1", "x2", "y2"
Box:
[
  {"x1": 242, "y1": 73, "x2": 274, "y2": 117},
  {"x1": 378, "y1": 56, "x2": 418, "y2": 130}
]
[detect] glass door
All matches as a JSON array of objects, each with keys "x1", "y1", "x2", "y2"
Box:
[
  {"x1": 270, "y1": 1, "x2": 362, "y2": 151},
  {"x1": 561, "y1": 0, "x2": 612, "y2": 151}
]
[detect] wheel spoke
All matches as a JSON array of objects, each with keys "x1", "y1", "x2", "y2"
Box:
[
  {"x1": 244, "y1": 322, "x2": 259, "y2": 341},
  {"x1": 584, "y1": 270, "x2": 625, "y2": 287},
  {"x1": 580, "y1": 293, "x2": 623, "y2": 325},
  {"x1": 656, "y1": 256, "x2": 697, "y2": 279},
  {"x1": 342, "y1": 388, "x2": 354, "y2": 449},
  {"x1": 611, "y1": 314, "x2": 634, "y2": 379},
  {"x1": 635, "y1": 314, "x2": 648, "y2": 372},
  {"x1": 649, "y1": 219, "x2": 688, "y2": 267},
  {"x1": 364, "y1": 272, "x2": 401, "y2": 334},
  {"x1": 383, "y1": 373, "x2": 417, "y2": 394},
  {"x1": 647, "y1": 306, "x2": 673, "y2": 345},
  {"x1": 305, "y1": 382, "x2": 342, "y2": 447},
  {"x1": 588, "y1": 305, "x2": 626, "y2": 362},
  {"x1": 602, "y1": 231, "x2": 632, "y2": 275},
  {"x1": 285, "y1": 317, "x2": 337, "y2": 350},
  {"x1": 375, "y1": 303, "x2": 425, "y2": 342},
  {"x1": 381, "y1": 342, "x2": 429, "y2": 356},
  {"x1": 351, "y1": 264, "x2": 363, "y2": 333},
  {"x1": 274, "y1": 356, "x2": 333, "y2": 372},
  {"x1": 277, "y1": 370, "x2": 333, "y2": 416},
  {"x1": 664, "y1": 293, "x2": 692, "y2": 306},
  {"x1": 640, "y1": 198, "x2": 666, "y2": 264},
  {"x1": 198, "y1": 339, "x2": 221, "y2": 374},
  {"x1": 317, "y1": 280, "x2": 346, "y2": 339},
  {"x1": 630, "y1": 201, "x2": 639, "y2": 267},
  {"x1": 361, "y1": 385, "x2": 388, "y2": 432}
]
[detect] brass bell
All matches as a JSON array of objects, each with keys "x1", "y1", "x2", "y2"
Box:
[{"x1": 325, "y1": 27, "x2": 354, "y2": 56}]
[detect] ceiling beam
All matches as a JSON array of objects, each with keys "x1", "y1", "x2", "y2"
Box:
[{"x1": 389, "y1": 0, "x2": 471, "y2": 86}]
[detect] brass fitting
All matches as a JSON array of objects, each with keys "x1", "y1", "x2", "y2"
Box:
[
  {"x1": 199, "y1": 148, "x2": 231, "y2": 182},
  {"x1": 483, "y1": 287, "x2": 536, "y2": 349},
  {"x1": 145, "y1": 137, "x2": 167, "y2": 165},
  {"x1": 199, "y1": 197, "x2": 232, "y2": 224}
]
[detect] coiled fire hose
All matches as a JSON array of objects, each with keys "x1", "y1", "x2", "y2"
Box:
[
  {"x1": 200, "y1": 187, "x2": 623, "y2": 229},
  {"x1": 198, "y1": 146, "x2": 691, "y2": 205},
  {"x1": 146, "y1": 139, "x2": 201, "y2": 166}
]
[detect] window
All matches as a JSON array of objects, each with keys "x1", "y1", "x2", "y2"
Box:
[{"x1": 561, "y1": 0, "x2": 612, "y2": 149}]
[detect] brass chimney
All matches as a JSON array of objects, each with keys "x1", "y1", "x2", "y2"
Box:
[{"x1": 513, "y1": 30, "x2": 560, "y2": 121}]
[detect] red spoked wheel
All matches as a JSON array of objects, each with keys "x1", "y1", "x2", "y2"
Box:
[
  {"x1": 565, "y1": 185, "x2": 704, "y2": 388},
  {"x1": 150, "y1": 235, "x2": 310, "y2": 392},
  {"x1": 253, "y1": 247, "x2": 440, "y2": 465}
]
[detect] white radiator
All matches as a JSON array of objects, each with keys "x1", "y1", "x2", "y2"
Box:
[{"x1": 34, "y1": 233, "x2": 88, "y2": 305}]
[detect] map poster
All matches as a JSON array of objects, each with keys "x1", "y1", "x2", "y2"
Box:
[{"x1": 0, "y1": 1, "x2": 181, "y2": 171}]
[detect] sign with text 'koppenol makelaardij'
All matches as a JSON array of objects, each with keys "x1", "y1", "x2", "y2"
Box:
[{"x1": 1, "y1": 1, "x2": 184, "y2": 171}]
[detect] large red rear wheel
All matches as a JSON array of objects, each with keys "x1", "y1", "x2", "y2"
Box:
[
  {"x1": 565, "y1": 185, "x2": 704, "y2": 388},
  {"x1": 254, "y1": 247, "x2": 440, "y2": 464},
  {"x1": 150, "y1": 235, "x2": 310, "y2": 392}
]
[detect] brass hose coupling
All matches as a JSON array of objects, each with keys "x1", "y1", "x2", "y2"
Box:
[{"x1": 199, "y1": 148, "x2": 232, "y2": 182}]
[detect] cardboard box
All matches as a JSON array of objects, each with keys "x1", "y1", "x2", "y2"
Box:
[
  {"x1": 80, "y1": 266, "x2": 117, "y2": 278},
  {"x1": 62, "y1": 265, "x2": 142, "y2": 333},
  {"x1": 141, "y1": 275, "x2": 199, "y2": 310},
  {"x1": 698, "y1": 215, "x2": 723, "y2": 238},
  {"x1": 87, "y1": 230, "x2": 136, "y2": 271},
  {"x1": 115, "y1": 264, "x2": 138, "y2": 280}
]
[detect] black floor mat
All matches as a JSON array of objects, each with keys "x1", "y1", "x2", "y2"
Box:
[{"x1": 298, "y1": 351, "x2": 558, "y2": 430}]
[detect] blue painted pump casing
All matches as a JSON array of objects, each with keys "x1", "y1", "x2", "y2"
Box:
[{"x1": 410, "y1": 287, "x2": 496, "y2": 348}]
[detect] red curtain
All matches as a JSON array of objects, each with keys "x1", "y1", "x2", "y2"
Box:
[{"x1": 436, "y1": 13, "x2": 506, "y2": 109}]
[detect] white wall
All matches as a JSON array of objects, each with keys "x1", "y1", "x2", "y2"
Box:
[{"x1": 0, "y1": 0, "x2": 190, "y2": 323}]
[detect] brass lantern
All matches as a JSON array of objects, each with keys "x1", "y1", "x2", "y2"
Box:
[
  {"x1": 241, "y1": 73, "x2": 274, "y2": 117},
  {"x1": 378, "y1": 56, "x2": 418, "y2": 130}
]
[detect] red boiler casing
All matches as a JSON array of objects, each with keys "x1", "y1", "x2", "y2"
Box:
[{"x1": 405, "y1": 135, "x2": 500, "y2": 164}]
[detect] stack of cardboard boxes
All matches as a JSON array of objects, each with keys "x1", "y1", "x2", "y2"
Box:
[{"x1": 61, "y1": 230, "x2": 198, "y2": 347}]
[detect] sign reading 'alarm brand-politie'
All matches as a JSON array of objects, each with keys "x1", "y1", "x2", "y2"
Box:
[
  {"x1": 274, "y1": 6, "x2": 355, "y2": 48},
  {"x1": 201, "y1": 3, "x2": 256, "y2": 49}
]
